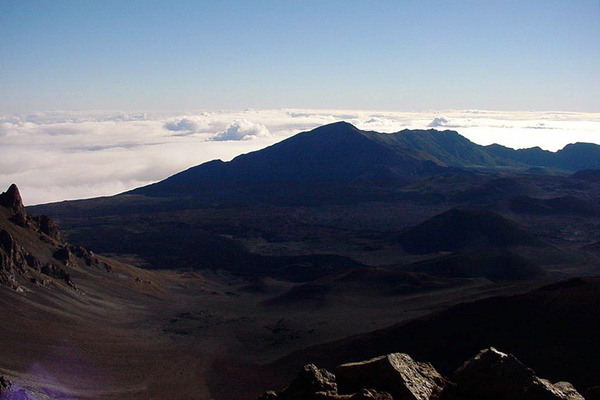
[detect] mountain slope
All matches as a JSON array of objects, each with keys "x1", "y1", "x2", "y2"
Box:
[
  {"x1": 366, "y1": 128, "x2": 505, "y2": 168},
  {"x1": 397, "y1": 209, "x2": 544, "y2": 254}
]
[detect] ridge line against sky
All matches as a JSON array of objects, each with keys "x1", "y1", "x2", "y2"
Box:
[
  {"x1": 2, "y1": 108, "x2": 600, "y2": 205},
  {"x1": 1, "y1": 1, "x2": 599, "y2": 113}
]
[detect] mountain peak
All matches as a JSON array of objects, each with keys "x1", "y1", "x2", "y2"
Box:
[{"x1": 299, "y1": 121, "x2": 363, "y2": 139}]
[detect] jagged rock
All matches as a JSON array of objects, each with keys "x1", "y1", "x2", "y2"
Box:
[
  {"x1": 335, "y1": 353, "x2": 450, "y2": 400},
  {"x1": 452, "y1": 347, "x2": 584, "y2": 400},
  {"x1": 280, "y1": 364, "x2": 337, "y2": 400},
  {"x1": 40, "y1": 263, "x2": 75, "y2": 287},
  {"x1": 0, "y1": 228, "x2": 76, "y2": 290},
  {"x1": 69, "y1": 245, "x2": 100, "y2": 267},
  {"x1": 30, "y1": 215, "x2": 61, "y2": 241},
  {"x1": 0, "y1": 184, "x2": 27, "y2": 227},
  {"x1": 0, "y1": 229, "x2": 28, "y2": 290}
]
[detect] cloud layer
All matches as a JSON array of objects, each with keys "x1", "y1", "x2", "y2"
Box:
[{"x1": 1, "y1": 109, "x2": 599, "y2": 205}]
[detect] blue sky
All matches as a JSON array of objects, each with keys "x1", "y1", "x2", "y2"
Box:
[{"x1": 1, "y1": 1, "x2": 599, "y2": 113}]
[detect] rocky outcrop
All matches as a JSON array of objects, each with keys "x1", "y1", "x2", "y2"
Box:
[
  {"x1": 0, "y1": 228, "x2": 75, "y2": 290},
  {"x1": 259, "y1": 348, "x2": 585, "y2": 400},
  {"x1": 258, "y1": 363, "x2": 394, "y2": 400},
  {"x1": 0, "y1": 375, "x2": 34, "y2": 400},
  {"x1": 452, "y1": 348, "x2": 583, "y2": 400},
  {"x1": 0, "y1": 229, "x2": 28, "y2": 290},
  {"x1": 0, "y1": 184, "x2": 27, "y2": 227},
  {"x1": 0, "y1": 184, "x2": 108, "y2": 292},
  {"x1": 30, "y1": 214, "x2": 61, "y2": 241},
  {"x1": 336, "y1": 354, "x2": 450, "y2": 400},
  {"x1": 0, "y1": 184, "x2": 62, "y2": 241}
]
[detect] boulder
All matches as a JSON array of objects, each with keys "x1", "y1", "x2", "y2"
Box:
[
  {"x1": 279, "y1": 364, "x2": 337, "y2": 400},
  {"x1": 335, "y1": 353, "x2": 450, "y2": 400},
  {"x1": 452, "y1": 347, "x2": 584, "y2": 400}
]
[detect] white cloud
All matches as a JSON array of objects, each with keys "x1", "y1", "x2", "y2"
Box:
[
  {"x1": 211, "y1": 120, "x2": 270, "y2": 141},
  {"x1": 1, "y1": 109, "x2": 599, "y2": 205},
  {"x1": 428, "y1": 117, "x2": 449, "y2": 127},
  {"x1": 165, "y1": 118, "x2": 200, "y2": 132}
]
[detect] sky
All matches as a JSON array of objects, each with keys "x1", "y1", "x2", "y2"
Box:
[
  {"x1": 1, "y1": 2, "x2": 600, "y2": 204},
  {"x1": 1, "y1": 1, "x2": 599, "y2": 112}
]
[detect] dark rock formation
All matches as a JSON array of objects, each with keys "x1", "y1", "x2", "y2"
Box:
[
  {"x1": 336, "y1": 353, "x2": 449, "y2": 400},
  {"x1": 30, "y1": 214, "x2": 61, "y2": 241},
  {"x1": 0, "y1": 228, "x2": 75, "y2": 290},
  {"x1": 0, "y1": 184, "x2": 63, "y2": 241},
  {"x1": 0, "y1": 184, "x2": 106, "y2": 292},
  {"x1": 68, "y1": 245, "x2": 100, "y2": 267},
  {"x1": 452, "y1": 348, "x2": 583, "y2": 400},
  {"x1": 0, "y1": 229, "x2": 28, "y2": 290},
  {"x1": 0, "y1": 184, "x2": 27, "y2": 226}
]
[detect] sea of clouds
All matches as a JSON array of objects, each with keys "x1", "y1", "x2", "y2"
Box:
[{"x1": 1, "y1": 109, "x2": 599, "y2": 205}]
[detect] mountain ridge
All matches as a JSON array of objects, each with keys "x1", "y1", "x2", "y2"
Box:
[{"x1": 129, "y1": 122, "x2": 600, "y2": 200}]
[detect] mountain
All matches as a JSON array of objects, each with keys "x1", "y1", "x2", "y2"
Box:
[
  {"x1": 397, "y1": 209, "x2": 544, "y2": 254},
  {"x1": 130, "y1": 122, "x2": 447, "y2": 199},
  {"x1": 130, "y1": 122, "x2": 600, "y2": 201}
]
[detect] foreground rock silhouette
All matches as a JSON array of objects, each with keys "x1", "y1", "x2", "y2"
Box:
[{"x1": 259, "y1": 348, "x2": 584, "y2": 400}]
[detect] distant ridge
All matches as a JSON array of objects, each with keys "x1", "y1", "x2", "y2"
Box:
[
  {"x1": 485, "y1": 142, "x2": 600, "y2": 171},
  {"x1": 130, "y1": 122, "x2": 600, "y2": 200}
]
